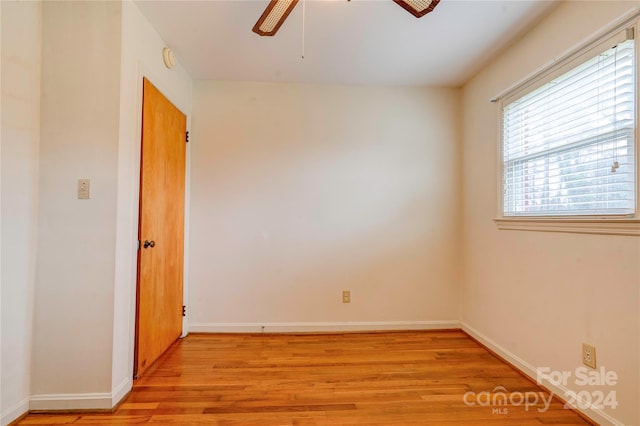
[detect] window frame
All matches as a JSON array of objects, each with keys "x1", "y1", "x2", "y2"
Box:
[{"x1": 493, "y1": 12, "x2": 640, "y2": 236}]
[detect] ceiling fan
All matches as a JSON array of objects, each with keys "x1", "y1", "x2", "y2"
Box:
[{"x1": 252, "y1": 0, "x2": 441, "y2": 36}]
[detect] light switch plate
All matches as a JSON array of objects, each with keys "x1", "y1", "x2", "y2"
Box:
[{"x1": 78, "y1": 179, "x2": 90, "y2": 199}]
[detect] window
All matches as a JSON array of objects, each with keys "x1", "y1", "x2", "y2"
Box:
[{"x1": 500, "y1": 28, "x2": 637, "y2": 219}]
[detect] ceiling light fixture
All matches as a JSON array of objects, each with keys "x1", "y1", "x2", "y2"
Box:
[
  {"x1": 393, "y1": 0, "x2": 440, "y2": 18},
  {"x1": 252, "y1": 0, "x2": 300, "y2": 36}
]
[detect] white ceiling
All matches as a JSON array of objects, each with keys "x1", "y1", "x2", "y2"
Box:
[{"x1": 134, "y1": 0, "x2": 557, "y2": 87}]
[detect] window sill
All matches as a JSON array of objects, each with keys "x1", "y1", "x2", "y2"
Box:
[{"x1": 493, "y1": 217, "x2": 640, "y2": 236}]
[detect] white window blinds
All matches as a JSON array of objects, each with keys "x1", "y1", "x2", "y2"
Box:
[{"x1": 502, "y1": 34, "x2": 636, "y2": 217}]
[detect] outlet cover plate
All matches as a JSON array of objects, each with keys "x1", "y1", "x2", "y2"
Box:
[{"x1": 582, "y1": 343, "x2": 596, "y2": 369}]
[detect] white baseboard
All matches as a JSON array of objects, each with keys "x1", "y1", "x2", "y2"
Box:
[
  {"x1": 29, "y1": 392, "x2": 113, "y2": 411},
  {"x1": 1, "y1": 397, "x2": 29, "y2": 426},
  {"x1": 28, "y1": 377, "x2": 133, "y2": 412},
  {"x1": 111, "y1": 377, "x2": 132, "y2": 407},
  {"x1": 461, "y1": 321, "x2": 624, "y2": 426},
  {"x1": 189, "y1": 320, "x2": 460, "y2": 333}
]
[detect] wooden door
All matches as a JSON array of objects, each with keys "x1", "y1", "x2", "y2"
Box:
[{"x1": 134, "y1": 78, "x2": 187, "y2": 378}]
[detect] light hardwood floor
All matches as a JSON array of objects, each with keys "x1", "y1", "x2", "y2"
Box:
[{"x1": 17, "y1": 331, "x2": 591, "y2": 425}]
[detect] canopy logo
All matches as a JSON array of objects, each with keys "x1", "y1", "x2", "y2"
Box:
[
  {"x1": 463, "y1": 366, "x2": 619, "y2": 414},
  {"x1": 462, "y1": 386, "x2": 553, "y2": 414}
]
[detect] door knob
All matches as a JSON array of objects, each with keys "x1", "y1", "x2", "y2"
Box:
[{"x1": 143, "y1": 240, "x2": 155, "y2": 249}]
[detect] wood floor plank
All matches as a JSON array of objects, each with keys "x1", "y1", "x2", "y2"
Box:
[{"x1": 16, "y1": 331, "x2": 591, "y2": 425}]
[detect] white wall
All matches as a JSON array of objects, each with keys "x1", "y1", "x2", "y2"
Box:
[
  {"x1": 30, "y1": 1, "x2": 122, "y2": 407},
  {"x1": 460, "y1": 2, "x2": 640, "y2": 425},
  {"x1": 0, "y1": 0, "x2": 194, "y2": 410},
  {"x1": 0, "y1": 1, "x2": 41, "y2": 424},
  {"x1": 189, "y1": 81, "x2": 460, "y2": 332},
  {"x1": 112, "y1": 0, "x2": 192, "y2": 401},
  {"x1": 3, "y1": 0, "x2": 193, "y2": 409}
]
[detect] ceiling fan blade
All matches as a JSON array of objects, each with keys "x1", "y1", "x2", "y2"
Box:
[
  {"x1": 252, "y1": 0, "x2": 300, "y2": 36},
  {"x1": 393, "y1": 0, "x2": 440, "y2": 18}
]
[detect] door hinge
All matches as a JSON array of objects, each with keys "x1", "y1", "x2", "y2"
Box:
[
  {"x1": 182, "y1": 305, "x2": 186, "y2": 317},
  {"x1": 185, "y1": 131, "x2": 189, "y2": 143}
]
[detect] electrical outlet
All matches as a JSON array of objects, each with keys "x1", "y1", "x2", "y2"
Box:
[
  {"x1": 342, "y1": 290, "x2": 351, "y2": 304},
  {"x1": 582, "y1": 343, "x2": 596, "y2": 369}
]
